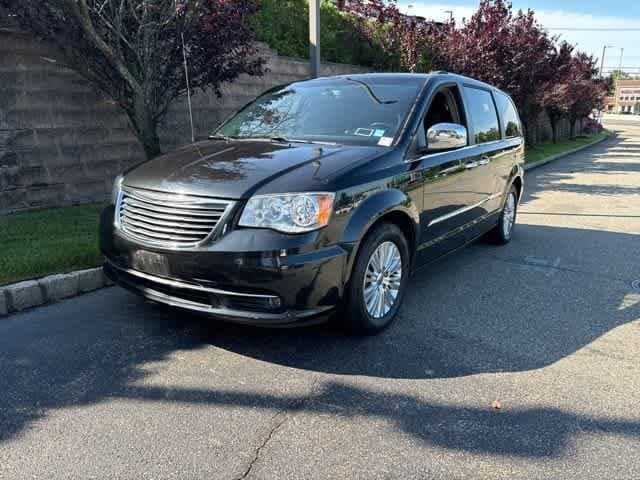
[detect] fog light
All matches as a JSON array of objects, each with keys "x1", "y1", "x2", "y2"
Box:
[{"x1": 268, "y1": 297, "x2": 282, "y2": 309}]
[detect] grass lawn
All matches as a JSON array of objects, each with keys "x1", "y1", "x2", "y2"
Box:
[
  {"x1": 524, "y1": 131, "x2": 610, "y2": 164},
  {"x1": 0, "y1": 203, "x2": 105, "y2": 286}
]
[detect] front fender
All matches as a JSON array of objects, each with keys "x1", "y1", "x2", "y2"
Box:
[
  {"x1": 337, "y1": 189, "x2": 419, "y2": 287},
  {"x1": 340, "y1": 188, "x2": 420, "y2": 245}
]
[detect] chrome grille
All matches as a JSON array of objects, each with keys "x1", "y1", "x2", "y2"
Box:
[{"x1": 116, "y1": 187, "x2": 233, "y2": 248}]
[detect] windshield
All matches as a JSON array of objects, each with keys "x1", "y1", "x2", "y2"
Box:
[{"x1": 215, "y1": 77, "x2": 424, "y2": 146}]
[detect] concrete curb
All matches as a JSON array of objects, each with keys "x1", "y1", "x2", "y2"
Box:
[
  {"x1": 524, "y1": 134, "x2": 612, "y2": 171},
  {"x1": 0, "y1": 267, "x2": 113, "y2": 317}
]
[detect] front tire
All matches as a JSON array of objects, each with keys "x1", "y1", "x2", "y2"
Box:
[
  {"x1": 341, "y1": 222, "x2": 409, "y2": 335},
  {"x1": 489, "y1": 185, "x2": 518, "y2": 244}
]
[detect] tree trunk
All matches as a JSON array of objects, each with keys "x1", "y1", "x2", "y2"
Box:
[
  {"x1": 127, "y1": 95, "x2": 161, "y2": 160},
  {"x1": 569, "y1": 119, "x2": 577, "y2": 140},
  {"x1": 549, "y1": 116, "x2": 557, "y2": 144},
  {"x1": 523, "y1": 115, "x2": 537, "y2": 146}
]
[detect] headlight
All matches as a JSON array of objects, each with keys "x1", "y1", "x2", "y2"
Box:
[
  {"x1": 111, "y1": 174, "x2": 123, "y2": 204},
  {"x1": 239, "y1": 193, "x2": 335, "y2": 233}
]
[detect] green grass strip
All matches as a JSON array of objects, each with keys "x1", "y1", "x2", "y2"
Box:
[
  {"x1": 0, "y1": 203, "x2": 105, "y2": 285},
  {"x1": 525, "y1": 131, "x2": 610, "y2": 165}
]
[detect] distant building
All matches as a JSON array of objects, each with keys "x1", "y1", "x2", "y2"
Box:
[{"x1": 604, "y1": 79, "x2": 640, "y2": 114}]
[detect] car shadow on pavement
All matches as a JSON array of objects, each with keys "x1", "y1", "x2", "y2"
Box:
[
  {"x1": 121, "y1": 380, "x2": 640, "y2": 458},
  {"x1": 1, "y1": 225, "x2": 639, "y2": 457}
]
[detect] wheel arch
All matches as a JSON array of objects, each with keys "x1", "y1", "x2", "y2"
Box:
[
  {"x1": 340, "y1": 189, "x2": 419, "y2": 285},
  {"x1": 512, "y1": 175, "x2": 523, "y2": 202}
]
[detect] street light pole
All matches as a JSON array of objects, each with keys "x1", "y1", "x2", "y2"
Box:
[
  {"x1": 599, "y1": 44, "x2": 614, "y2": 78},
  {"x1": 618, "y1": 47, "x2": 624, "y2": 74},
  {"x1": 616, "y1": 47, "x2": 625, "y2": 114},
  {"x1": 309, "y1": 0, "x2": 320, "y2": 79}
]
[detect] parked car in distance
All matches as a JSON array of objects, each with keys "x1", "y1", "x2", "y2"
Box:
[{"x1": 100, "y1": 72, "x2": 524, "y2": 334}]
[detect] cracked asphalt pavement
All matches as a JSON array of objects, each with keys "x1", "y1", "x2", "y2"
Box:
[{"x1": 1, "y1": 116, "x2": 639, "y2": 479}]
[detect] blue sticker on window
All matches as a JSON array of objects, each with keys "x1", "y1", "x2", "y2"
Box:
[{"x1": 373, "y1": 129, "x2": 385, "y2": 137}]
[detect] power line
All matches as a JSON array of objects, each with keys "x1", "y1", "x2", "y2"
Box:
[{"x1": 547, "y1": 27, "x2": 640, "y2": 31}]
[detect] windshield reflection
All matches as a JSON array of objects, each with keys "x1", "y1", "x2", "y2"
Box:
[{"x1": 215, "y1": 78, "x2": 423, "y2": 147}]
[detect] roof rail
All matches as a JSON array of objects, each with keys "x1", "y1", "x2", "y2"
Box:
[{"x1": 432, "y1": 70, "x2": 449, "y2": 75}]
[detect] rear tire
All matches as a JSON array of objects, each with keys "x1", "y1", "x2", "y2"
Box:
[
  {"x1": 488, "y1": 185, "x2": 518, "y2": 245},
  {"x1": 340, "y1": 222, "x2": 409, "y2": 335}
]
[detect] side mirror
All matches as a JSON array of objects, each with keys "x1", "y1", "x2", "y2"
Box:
[{"x1": 426, "y1": 123, "x2": 468, "y2": 151}]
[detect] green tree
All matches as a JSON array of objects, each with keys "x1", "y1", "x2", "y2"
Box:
[{"x1": 609, "y1": 69, "x2": 631, "y2": 81}]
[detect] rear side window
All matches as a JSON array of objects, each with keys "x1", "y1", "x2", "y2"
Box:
[
  {"x1": 463, "y1": 86, "x2": 500, "y2": 144},
  {"x1": 495, "y1": 92, "x2": 522, "y2": 138}
]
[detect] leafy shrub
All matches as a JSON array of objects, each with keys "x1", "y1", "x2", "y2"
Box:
[
  {"x1": 250, "y1": 0, "x2": 390, "y2": 67},
  {"x1": 251, "y1": 0, "x2": 308, "y2": 59},
  {"x1": 583, "y1": 119, "x2": 604, "y2": 134}
]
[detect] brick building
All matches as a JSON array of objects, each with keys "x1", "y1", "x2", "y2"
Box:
[{"x1": 604, "y1": 79, "x2": 640, "y2": 114}]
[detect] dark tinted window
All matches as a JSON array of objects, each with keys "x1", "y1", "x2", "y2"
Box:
[
  {"x1": 216, "y1": 78, "x2": 422, "y2": 146},
  {"x1": 464, "y1": 87, "x2": 500, "y2": 143},
  {"x1": 495, "y1": 92, "x2": 522, "y2": 138}
]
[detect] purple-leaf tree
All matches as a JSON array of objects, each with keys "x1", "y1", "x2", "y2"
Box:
[
  {"x1": 434, "y1": 0, "x2": 556, "y2": 143},
  {"x1": 1, "y1": 0, "x2": 265, "y2": 158},
  {"x1": 564, "y1": 52, "x2": 607, "y2": 138},
  {"x1": 540, "y1": 41, "x2": 575, "y2": 143},
  {"x1": 339, "y1": 0, "x2": 438, "y2": 72}
]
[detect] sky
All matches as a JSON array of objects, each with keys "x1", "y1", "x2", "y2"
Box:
[{"x1": 397, "y1": 1, "x2": 640, "y2": 76}]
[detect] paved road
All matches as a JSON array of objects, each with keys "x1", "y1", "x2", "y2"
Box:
[{"x1": 1, "y1": 120, "x2": 639, "y2": 479}]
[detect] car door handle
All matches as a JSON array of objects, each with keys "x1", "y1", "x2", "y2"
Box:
[
  {"x1": 478, "y1": 155, "x2": 490, "y2": 166},
  {"x1": 464, "y1": 160, "x2": 478, "y2": 169}
]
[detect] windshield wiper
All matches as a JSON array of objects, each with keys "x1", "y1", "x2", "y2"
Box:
[{"x1": 270, "y1": 136, "x2": 340, "y2": 146}]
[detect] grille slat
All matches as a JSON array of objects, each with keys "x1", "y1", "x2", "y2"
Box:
[
  {"x1": 122, "y1": 217, "x2": 212, "y2": 236},
  {"x1": 121, "y1": 209, "x2": 214, "y2": 230},
  {"x1": 118, "y1": 188, "x2": 233, "y2": 247},
  {"x1": 123, "y1": 198, "x2": 226, "y2": 217},
  {"x1": 122, "y1": 204, "x2": 221, "y2": 225},
  {"x1": 122, "y1": 224, "x2": 204, "y2": 242}
]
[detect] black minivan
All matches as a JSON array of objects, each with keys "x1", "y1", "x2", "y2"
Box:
[{"x1": 100, "y1": 72, "x2": 524, "y2": 334}]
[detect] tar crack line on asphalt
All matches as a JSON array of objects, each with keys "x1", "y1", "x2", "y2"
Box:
[
  {"x1": 236, "y1": 412, "x2": 290, "y2": 480},
  {"x1": 234, "y1": 378, "x2": 322, "y2": 480}
]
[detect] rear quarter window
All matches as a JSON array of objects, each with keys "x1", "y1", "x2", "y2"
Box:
[
  {"x1": 463, "y1": 86, "x2": 501, "y2": 144},
  {"x1": 494, "y1": 92, "x2": 522, "y2": 138}
]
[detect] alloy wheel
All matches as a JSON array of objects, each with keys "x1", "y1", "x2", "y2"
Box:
[
  {"x1": 363, "y1": 241, "x2": 403, "y2": 319},
  {"x1": 502, "y1": 191, "x2": 516, "y2": 237}
]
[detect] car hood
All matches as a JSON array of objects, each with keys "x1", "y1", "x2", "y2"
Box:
[{"x1": 122, "y1": 140, "x2": 386, "y2": 199}]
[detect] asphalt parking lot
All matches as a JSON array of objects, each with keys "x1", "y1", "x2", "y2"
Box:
[{"x1": 1, "y1": 117, "x2": 639, "y2": 479}]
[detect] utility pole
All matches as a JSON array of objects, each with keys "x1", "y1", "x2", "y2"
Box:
[
  {"x1": 444, "y1": 10, "x2": 453, "y2": 22},
  {"x1": 599, "y1": 44, "x2": 614, "y2": 78},
  {"x1": 309, "y1": 0, "x2": 320, "y2": 79},
  {"x1": 616, "y1": 47, "x2": 624, "y2": 114},
  {"x1": 618, "y1": 47, "x2": 624, "y2": 74}
]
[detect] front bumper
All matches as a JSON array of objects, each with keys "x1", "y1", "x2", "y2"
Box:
[{"x1": 100, "y1": 206, "x2": 353, "y2": 326}]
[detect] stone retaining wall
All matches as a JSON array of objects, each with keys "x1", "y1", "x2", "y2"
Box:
[
  {"x1": 0, "y1": 30, "x2": 363, "y2": 214},
  {"x1": 0, "y1": 31, "x2": 145, "y2": 213}
]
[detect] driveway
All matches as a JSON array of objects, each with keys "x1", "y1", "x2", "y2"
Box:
[{"x1": 1, "y1": 118, "x2": 639, "y2": 479}]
